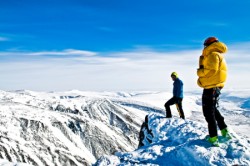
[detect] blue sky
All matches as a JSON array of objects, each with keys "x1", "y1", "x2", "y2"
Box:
[{"x1": 1, "y1": 0, "x2": 250, "y2": 91}]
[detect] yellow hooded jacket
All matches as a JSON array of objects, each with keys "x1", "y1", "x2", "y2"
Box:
[{"x1": 197, "y1": 41, "x2": 228, "y2": 89}]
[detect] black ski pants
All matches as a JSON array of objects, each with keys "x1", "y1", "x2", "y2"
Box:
[
  {"x1": 202, "y1": 88, "x2": 227, "y2": 137},
  {"x1": 164, "y1": 97, "x2": 185, "y2": 119}
]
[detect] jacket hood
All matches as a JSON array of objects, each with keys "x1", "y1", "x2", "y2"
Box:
[{"x1": 202, "y1": 41, "x2": 227, "y2": 56}]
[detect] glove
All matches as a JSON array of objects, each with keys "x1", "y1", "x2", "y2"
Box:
[{"x1": 199, "y1": 55, "x2": 204, "y2": 69}]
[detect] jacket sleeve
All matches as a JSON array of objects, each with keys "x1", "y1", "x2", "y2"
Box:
[{"x1": 197, "y1": 53, "x2": 220, "y2": 78}]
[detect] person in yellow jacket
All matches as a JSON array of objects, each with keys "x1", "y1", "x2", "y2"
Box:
[{"x1": 197, "y1": 37, "x2": 231, "y2": 146}]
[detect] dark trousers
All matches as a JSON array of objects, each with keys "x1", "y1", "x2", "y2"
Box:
[
  {"x1": 202, "y1": 88, "x2": 227, "y2": 137},
  {"x1": 164, "y1": 97, "x2": 185, "y2": 119}
]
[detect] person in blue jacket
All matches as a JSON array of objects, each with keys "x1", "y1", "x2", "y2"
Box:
[{"x1": 164, "y1": 72, "x2": 185, "y2": 119}]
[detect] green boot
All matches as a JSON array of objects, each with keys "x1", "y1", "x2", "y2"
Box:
[
  {"x1": 221, "y1": 128, "x2": 232, "y2": 139},
  {"x1": 206, "y1": 136, "x2": 219, "y2": 147}
]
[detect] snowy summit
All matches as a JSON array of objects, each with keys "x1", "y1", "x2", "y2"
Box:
[{"x1": 95, "y1": 113, "x2": 250, "y2": 166}]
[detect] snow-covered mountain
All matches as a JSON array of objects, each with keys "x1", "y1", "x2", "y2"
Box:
[
  {"x1": 0, "y1": 89, "x2": 250, "y2": 165},
  {"x1": 0, "y1": 90, "x2": 161, "y2": 166}
]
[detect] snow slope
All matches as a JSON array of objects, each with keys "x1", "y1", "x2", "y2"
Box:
[
  {"x1": 0, "y1": 90, "x2": 155, "y2": 166},
  {"x1": 0, "y1": 89, "x2": 250, "y2": 165},
  {"x1": 95, "y1": 113, "x2": 250, "y2": 166}
]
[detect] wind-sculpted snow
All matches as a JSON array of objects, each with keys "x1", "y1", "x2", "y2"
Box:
[
  {"x1": 0, "y1": 90, "x2": 145, "y2": 166},
  {"x1": 95, "y1": 113, "x2": 250, "y2": 166}
]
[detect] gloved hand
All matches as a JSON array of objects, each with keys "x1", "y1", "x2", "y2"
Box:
[
  {"x1": 213, "y1": 87, "x2": 221, "y2": 98},
  {"x1": 199, "y1": 55, "x2": 204, "y2": 69}
]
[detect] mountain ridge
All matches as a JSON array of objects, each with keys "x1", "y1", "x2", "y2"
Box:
[
  {"x1": 0, "y1": 90, "x2": 147, "y2": 165},
  {"x1": 0, "y1": 90, "x2": 250, "y2": 165}
]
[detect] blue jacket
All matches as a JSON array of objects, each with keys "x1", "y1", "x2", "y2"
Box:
[{"x1": 173, "y1": 78, "x2": 183, "y2": 98}]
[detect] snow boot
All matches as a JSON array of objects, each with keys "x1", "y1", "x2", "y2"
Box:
[
  {"x1": 206, "y1": 136, "x2": 219, "y2": 147},
  {"x1": 221, "y1": 128, "x2": 232, "y2": 139}
]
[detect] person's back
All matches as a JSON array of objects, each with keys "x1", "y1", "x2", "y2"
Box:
[
  {"x1": 197, "y1": 38, "x2": 228, "y2": 89},
  {"x1": 197, "y1": 37, "x2": 231, "y2": 146},
  {"x1": 173, "y1": 77, "x2": 183, "y2": 99}
]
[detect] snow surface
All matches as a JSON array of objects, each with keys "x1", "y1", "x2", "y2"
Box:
[
  {"x1": 0, "y1": 89, "x2": 250, "y2": 165},
  {"x1": 0, "y1": 159, "x2": 30, "y2": 166},
  {"x1": 95, "y1": 113, "x2": 250, "y2": 166}
]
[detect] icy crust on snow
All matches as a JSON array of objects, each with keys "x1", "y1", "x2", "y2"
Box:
[{"x1": 95, "y1": 113, "x2": 250, "y2": 166}]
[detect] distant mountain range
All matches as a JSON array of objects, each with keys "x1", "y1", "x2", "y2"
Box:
[{"x1": 0, "y1": 90, "x2": 249, "y2": 165}]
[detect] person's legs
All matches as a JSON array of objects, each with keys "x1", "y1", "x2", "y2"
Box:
[
  {"x1": 202, "y1": 89, "x2": 218, "y2": 137},
  {"x1": 214, "y1": 107, "x2": 227, "y2": 130},
  {"x1": 164, "y1": 97, "x2": 176, "y2": 118},
  {"x1": 213, "y1": 90, "x2": 227, "y2": 130},
  {"x1": 213, "y1": 89, "x2": 231, "y2": 138},
  {"x1": 175, "y1": 98, "x2": 185, "y2": 119}
]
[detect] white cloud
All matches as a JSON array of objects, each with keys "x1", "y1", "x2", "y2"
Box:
[
  {"x1": 28, "y1": 49, "x2": 96, "y2": 56},
  {"x1": 0, "y1": 43, "x2": 250, "y2": 91},
  {"x1": 27, "y1": 49, "x2": 97, "y2": 57},
  {"x1": 0, "y1": 36, "x2": 9, "y2": 41},
  {"x1": 196, "y1": 21, "x2": 229, "y2": 28}
]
